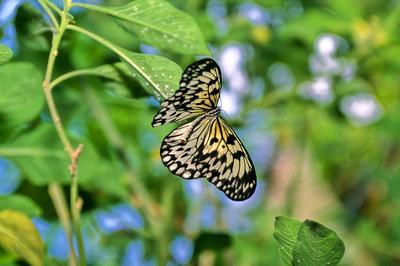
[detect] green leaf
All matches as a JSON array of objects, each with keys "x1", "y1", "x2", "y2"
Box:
[
  {"x1": 75, "y1": 0, "x2": 209, "y2": 54},
  {"x1": 0, "y1": 210, "x2": 44, "y2": 266},
  {"x1": 0, "y1": 195, "x2": 41, "y2": 217},
  {"x1": 293, "y1": 220, "x2": 345, "y2": 266},
  {"x1": 118, "y1": 50, "x2": 182, "y2": 100},
  {"x1": 273, "y1": 216, "x2": 302, "y2": 266},
  {"x1": 0, "y1": 62, "x2": 44, "y2": 137},
  {"x1": 274, "y1": 216, "x2": 345, "y2": 266},
  {"x1": 0, "y1": 45, "x2": 13, "y2": 65}
]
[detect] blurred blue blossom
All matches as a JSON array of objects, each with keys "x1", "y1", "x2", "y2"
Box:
[
  {"x1": 0, "y1": 158, "x2": 21, "y2": 195},
  {"x1": 81, "y1": 223, "x2": 117, "y2": 265},
  {"x1": 95, "y1": 203, "x2": 144, "y2": 234},
  {"x1": 0, "y1": 0, "x2": 24, "y2": 51},
  {"x1": 0, "y1": 0, "x2": 24, "y2": 27},
  {"x1": 340, "y1": 93, "x2": 383, "y2": 126},
  {"x1": 238, "y1": 2, "x2": 270, "y2": 25},
  {"x1": 268, "y1": 62, "x2": 295, "y2": 91},
  {"x1": 183, "y1": 179, "x2": 204, "y2": 200},
  {"x1": 299, "y1": 77, "x2": 333, "y2": 105},
  {"x1": 122, "y1": 240, "x2": 156, "y2": 266},
  {"x1": 207, "y1": 0, "x2": 228, "y2": 36},
  {"x1": 219, "y1": 44, "x2": 251, "y2": 117},
  {"x1": 32, "y1": 217, "x2": 51, "y2": 241},
  {"x1": 220, "y1": 180, "x2": 266, "y2": 232},
  {"x1": 48, "y1": 226, "x2": 69, "y2": 261},
  {"x1": 302, "y1": 33, "x2": 357, "y2": 105},
  {"x1": 170, "y1": 235, "x2": 194, "y2": 265},
  {"x1": 200, "y1": 202, "x2": 217, "y2": 229}
]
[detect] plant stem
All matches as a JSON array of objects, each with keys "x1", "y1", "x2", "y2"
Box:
[
  {"x1": 41, "y1": 1, "x2": 86, "y2": 265},
  {"x1": 49, "y1": 183, "x2": 77, "y2": 266},
  {"x1": 66, "y1": 24, "x2": 167, "y2": 99},
  {"x1": 50, "y1": 69, "x2": 105, "y2": 90},
  {"x1": 38, "y1": 0, "x2": 59, "y2": 29}
]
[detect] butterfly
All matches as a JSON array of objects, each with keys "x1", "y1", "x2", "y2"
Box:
[{"x1": 152, "y1": 58, "x2": 256, "y2": 201}]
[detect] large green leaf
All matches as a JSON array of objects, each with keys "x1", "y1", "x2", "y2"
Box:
[
  {"x1": 0, "y1": 45, "x2": 12, "y2": 65},
  {"x1": 293, "y1": 220, "x2": 345, "y2": 266},
  {"x1": 274, "y1": 216, "x2": 345, "y2": 266},
  {"x1": 73, "y1": 0, "x2": 209, "y2": 54},
  {"x1": 273, "y1": 216, "x2": 302, "y2": 266},
  {"x1": 0, "y1": 195, "x2": 41, "y2": 217},
  {"x1": 0, "y1": 62, "x2": 44, "y2": 136},
  {"x1": 0, "y1": 210, "x2": 44, "y2": 266}
]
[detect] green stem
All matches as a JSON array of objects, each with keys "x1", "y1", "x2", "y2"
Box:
[
  {"x1": 45, "y1": 0, "x2": 63, "y2": 17},
  {"x1": 50, "y1": 69, "x2": 103, "y2": 90},
  {"x1": 70, "y1": 176, "x2": 85, "y2": 265},
  {"x1": 66, "y1": 24, "x2": 167, "y2": 99},
  {"x1": 48, "y1": 183, "x2": 77, "y2": 266},
  {"x1": 41, "y1": 2, "x2": 86, "y2": 265},
  {"x1": 37, "y1": 0, "x2": 59, "y2": 29}
]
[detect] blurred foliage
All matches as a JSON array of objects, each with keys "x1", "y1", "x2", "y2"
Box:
[{"x1": 0, "y1": 0, "x2": 400, "y2": 265}]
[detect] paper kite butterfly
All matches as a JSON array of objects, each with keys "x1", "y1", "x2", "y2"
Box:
[{"x1": 152, "y1": 58, "x2": 256, "y2": 201}]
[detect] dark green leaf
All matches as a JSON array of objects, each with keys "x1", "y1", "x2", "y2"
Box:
[
  {"x1": 194, "y1": 232, "x2": 232, "y2": 254},
  {"x1": 0, "y1": 62, "x2": 44, "y2": 137}
]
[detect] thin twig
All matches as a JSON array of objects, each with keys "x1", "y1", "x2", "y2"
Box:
[
  {"x1": 48, "y1": 183, "x2": 77, "y2": 266},
  {"x1": 41, "y1": 1, "x2": 86, "y2": 264}
]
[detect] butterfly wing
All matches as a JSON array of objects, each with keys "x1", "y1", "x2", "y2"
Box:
[
  {"x1": 152, "y1": 58, "x2": 222, "y2": 127},
  {"x1": 161, "y1": 116, "x2": 256, "y2": 201}
]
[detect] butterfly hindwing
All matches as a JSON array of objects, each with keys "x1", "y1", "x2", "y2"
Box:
[
  {"x1": 160, "y1": 115, "x2": 256, "y2": 201},
  {"x1": 152, "y1": 58, "x2": 222, "y2": 127}
]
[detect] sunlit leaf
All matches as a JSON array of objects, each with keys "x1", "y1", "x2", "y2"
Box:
[
  {"x1": 118, "y1": 50, "x2": 182, "y2": 100},
  {"x1": 0, "y1": 44, "x2": 12, "y2": 65},
  {"x1": 0, "y1": 210, "x2": 44, "y2": 266},
  {"x1": 75, "y1": 0, "x2": 209, "y2": 54}
]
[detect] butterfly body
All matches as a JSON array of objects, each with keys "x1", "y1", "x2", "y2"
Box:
[{"x1": 152, "y1": 58, "x2": 256, "y2": 201}]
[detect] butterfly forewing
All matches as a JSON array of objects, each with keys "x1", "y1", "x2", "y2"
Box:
[{"x1": 152, "y1": 58, "x2": 222, "y2": 127}]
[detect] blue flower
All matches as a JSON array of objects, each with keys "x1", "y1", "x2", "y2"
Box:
[
  {"x1": 48, "y1": 226, "x2": 69, "y2": 261},
  {"x1": 95, "y1": 203, "x2": 144, "y2": 234},
  {"x1": 170, "y1": 235, "x2": 194, "y2": 265},
  {"x1": 0, "y1": 158, "x2": 21, "y2": 195},
  {"x1": 122, "y1": 240, "x2": 156, "y2": 266},
  {"x1": 32, "y1": 217, "x2": 51, "y2": 242}
]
